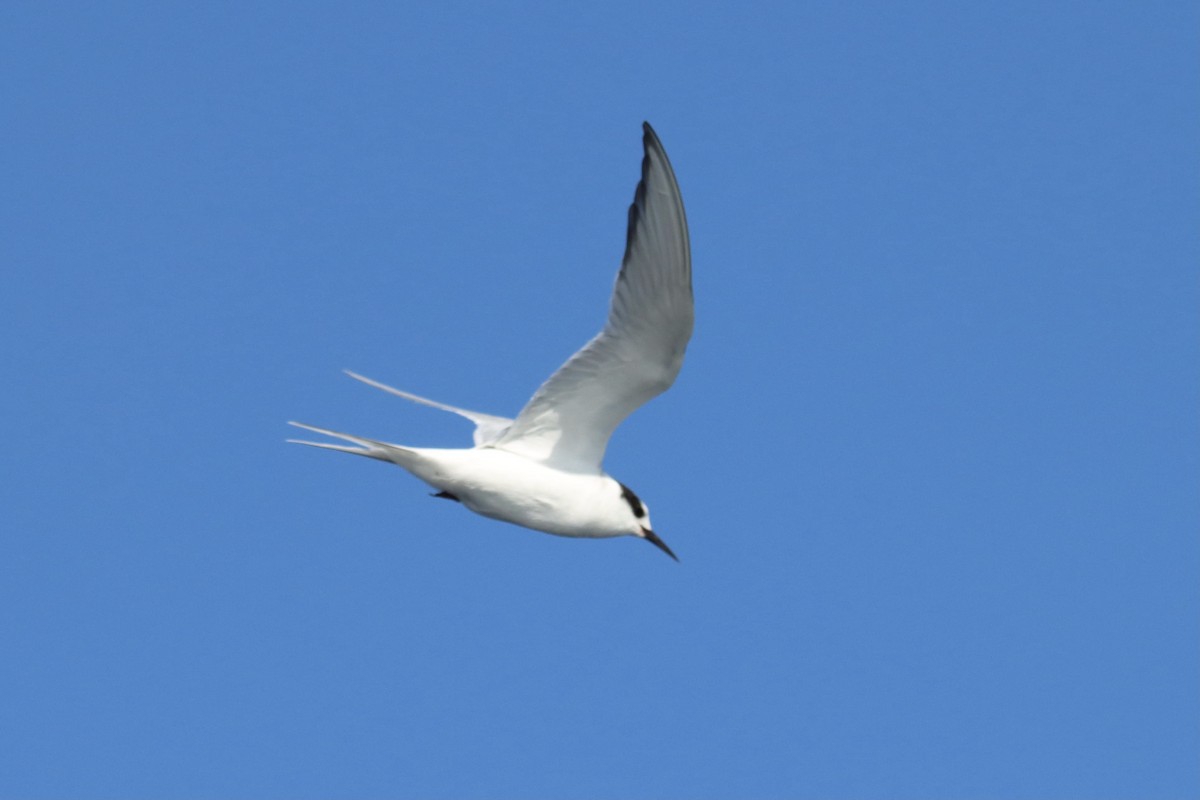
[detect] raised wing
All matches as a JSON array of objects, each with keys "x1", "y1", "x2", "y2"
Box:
[
  {"x1": 344, "y1": 370, "x2": 513, "y2": 446},
  {"x1": 493, "y1": 122, "x2": 692, "y2": 472}
]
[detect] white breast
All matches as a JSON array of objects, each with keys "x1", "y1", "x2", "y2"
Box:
[{"x1": 404, "y1": 447, "x2": 629, "y2": 539}]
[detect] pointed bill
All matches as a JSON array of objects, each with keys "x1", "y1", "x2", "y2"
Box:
[{"x1": 641, "y1": 528, "x2": 679, "y2": 562}]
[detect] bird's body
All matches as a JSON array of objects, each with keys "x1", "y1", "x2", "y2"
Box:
[
  {"x1": 290, "y1": 122, "x2": 690, "y2": 560},
  {"x1": 396, "y1": 446, "x2": 641, "y2": 540}
]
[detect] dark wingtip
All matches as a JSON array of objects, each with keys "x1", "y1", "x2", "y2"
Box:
[
  {"x1": 621, "y1": 123, "x2": 659, "y2": 271},
  {"x1": 641, "y1": 121, "x2": 663, "y2": 152},
  {"x1": 642, "y1": 528, "x2": 679, "y2": 562}
]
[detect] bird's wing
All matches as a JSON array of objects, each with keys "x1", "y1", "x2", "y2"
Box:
[
  {"x1": 344, "y1": 370, "x2": 513, "y2": 446},
  {"x1": 493, "y1": 122, "x2": 692, "y2": 472}
]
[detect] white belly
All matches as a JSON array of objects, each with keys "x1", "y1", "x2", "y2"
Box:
[{"x1": 402, "y1": 447, "x2": 626, "y2": 539}]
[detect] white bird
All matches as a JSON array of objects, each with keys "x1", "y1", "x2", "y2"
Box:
[{"x1": 289, "y1": 122, "x2": 692, "y2": 560}]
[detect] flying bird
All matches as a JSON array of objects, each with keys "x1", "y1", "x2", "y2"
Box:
[{"x1": 289, "y1": 122, "x2": 692, "y2": 560}]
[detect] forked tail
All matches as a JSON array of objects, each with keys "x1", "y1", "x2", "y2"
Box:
[{"x1": 287, "y1": 421, "x2": 411, "y2": 463}]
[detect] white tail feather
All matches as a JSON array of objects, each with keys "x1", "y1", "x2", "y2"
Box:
[{"x1": 287, "y1": 421, "x2": 406, "y2": 463}]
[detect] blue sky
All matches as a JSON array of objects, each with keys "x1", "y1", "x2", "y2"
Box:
[{"x1": 2, "y1": 2, "x2": 1197, "y2": 798}]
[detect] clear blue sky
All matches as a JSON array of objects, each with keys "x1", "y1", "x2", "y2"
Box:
[{"x1": 2, "y1": 2, "x2": 1197, "y2": 798}]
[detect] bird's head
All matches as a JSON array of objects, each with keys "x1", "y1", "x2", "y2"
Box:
[{"x1": 617, "y1": 481, "x2": 677, "y2": 561}]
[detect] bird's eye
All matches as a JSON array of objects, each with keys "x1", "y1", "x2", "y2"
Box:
[{"x1": 618, "y1": 482, "x2": 646, "y2": 518}]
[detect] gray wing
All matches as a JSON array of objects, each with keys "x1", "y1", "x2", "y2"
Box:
[
  {"x1": 493, "y1": 122, "x2": 692, "y2": 472},
  {"x1": 344, "y1": 370, "x2": 513, "y2": 446}
]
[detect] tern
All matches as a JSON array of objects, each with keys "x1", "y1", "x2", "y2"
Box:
[{"x1": 289, "y1": 122, "x2": 692, "y2": 560}]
